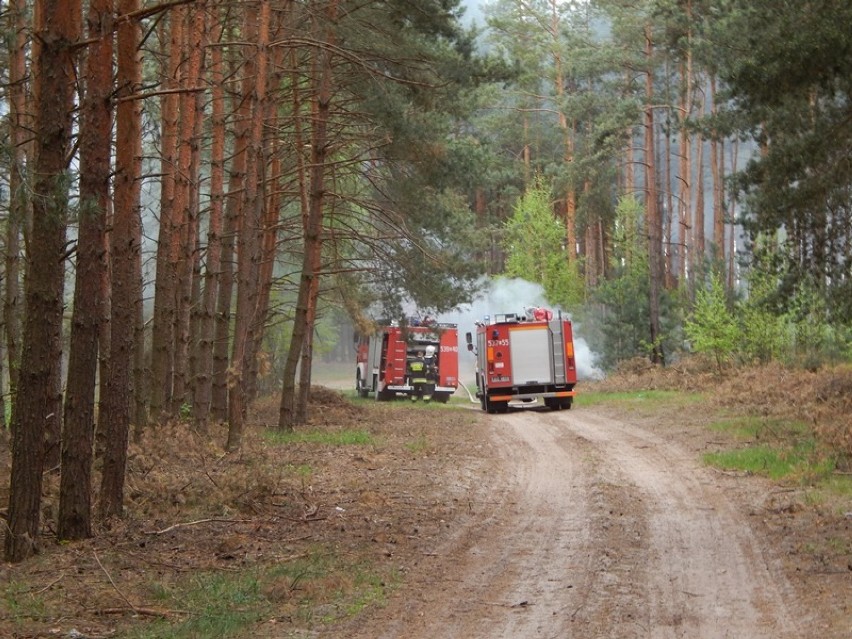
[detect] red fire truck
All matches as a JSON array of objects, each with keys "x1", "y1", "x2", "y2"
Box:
[
  {"x1": 355, "y1": 321, "x2": 459, "y2": 402},
  {"x1": 465, "y1": 308, "x2": 576, "y2": 413}
]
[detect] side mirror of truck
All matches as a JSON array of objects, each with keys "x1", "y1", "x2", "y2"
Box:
[{"x1": 465, "y1": 332, "x2": 474, "y2": 352}]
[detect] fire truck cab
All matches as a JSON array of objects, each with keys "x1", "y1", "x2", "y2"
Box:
[
  {"x1": 466, "y1": 308, "x2": 576, "y2": 413},
  {"x1": 355, "y1": 320, "x2": 459, "y2": 403}
]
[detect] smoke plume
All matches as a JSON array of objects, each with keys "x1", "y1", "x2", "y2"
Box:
[{"x1": 437, "y1": 277, "x2": 604, "y2": 382}]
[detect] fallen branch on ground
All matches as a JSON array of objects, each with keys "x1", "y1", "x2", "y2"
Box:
[{"x1": 144, "y1": 518, "x2": 252, "y2": 535}]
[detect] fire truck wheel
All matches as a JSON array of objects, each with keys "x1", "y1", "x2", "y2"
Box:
[
  {"x1": 355, "y1": 370, "x2": 369, "y2": 398},
  {"x1": 433, "y1": 392, "x2": 450, "y2": 404},
  {"x1": 484, "y1": 397, "x2": 508, "y2": 414},
  {"x1": 546, "y1": 397, "x2": 574, "y2": 411}
]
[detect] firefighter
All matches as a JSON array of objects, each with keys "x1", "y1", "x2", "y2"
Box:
[
  {"x1": 423, "y1": 345, "x2": 437, "y2": 401},
  {"x1": 408, "y1": 350, "x2": 428, "y2": 401}
]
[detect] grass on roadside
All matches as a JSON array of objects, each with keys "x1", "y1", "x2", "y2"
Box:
[
  {"x1": 1, "y1": 582, "x2": 48, "y2": 632},
  {"x1": 123, "y1": 550, "x2": 395, "y2": 639},
  {"x1": 708, "y1": 415, "x2": 811, "y2": 442},
  {"x1": 703, "y1": 416, "x2": 839, "y2": 484},
  {"x1": 582, "y1": 388, "x2": 851, "y2": 500},
  {"x1": 264, "y1": 428, "x2": 375, "y2": 447},
  {"x1": 576, "y1": 388, "x2": 704, "y2": 409},
  {"x1": 703, "y1": 442, "x2": 836, "y2": 481}
]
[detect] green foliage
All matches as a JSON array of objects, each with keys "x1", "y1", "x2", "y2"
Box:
[
  {"x1": 709, "y1": 415, "x2": 812, "y2": 441},
  {"x1": 733, "y1": 238, "x2": 852, "y2": 367},
  {"x1": 587, "y1": 195, "x2": 683, "y2": 370},
  {"x1": 703, "y1": 441, "x2": 835, "y2": 483},
  {"x1": 1, "y1": 581, "x2": 48, "y2": 628},
  {"x1": 609, "y1": 195, "x2": 646, "y2": 272},
  {"x1": 129, "y1": 553, "x2": 394, "y2": 638},
  {"x1": 713, "y1": 0, "x2": 852, "y2": 321},
  {"x1": 577, "y1": 389, "x2": 703, "y2": 409},
  {"x1": 736, "y1": 247, "x2": 787, "y2": 364},
  {"x1": 129, "y1": 571, "x2": 268, "y2": 639},
  {"x1": 502, "y1": 177, "x2": 585, "y2": 309},
  {"x1": 704, "y1": 414, "x2": 840, "y2": 483},
  {"x1": 783, "y1": 283, "x2": 852, "y2": 368},
  {"x1": 260, "y1": 288, "x2": 351, "y2": 395},
  {"x1": 405, "y1": 434, "x2": 430, "y2": 453},
  {"x1": 264, "y1": 428, "x2": 375, "y2": 447},
  {"x1": 684, "y1": 272, "x2": 739, "y2": 372},
  {"x1": 592, "y1": 268, "x2": 650, "y2": 370}
]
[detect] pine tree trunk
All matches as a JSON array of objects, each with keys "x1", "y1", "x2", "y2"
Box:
[
  {"x1": 710, "y1": 74, "x2": 725, "y2": 267},
  {"x1": 279, "y1": 0, "x2": 338, "y2": 430},
  {"x1": 693, "y1": 84, "x2": 706, "y2": 284},
  {"x1": 123, "y1": 4, "x2": 148, "y2": 437},
  {"x1": 727, "y1": 139, "x2": 739, "y2": 291},
  {"x1": 172, "y1": 2, "x2": 206, "y2": 413},
  {"x1": 550, "y1": 0, "x2": 577, "y2": 264},
  {"x1": 211, "y1": 207, "x2": 236, "y2": 423},
  {"x1": 5, "y1": 0, "x2": 80, "y2": 563},
  {"x1": 291, "y1": 38, "x2": 312, "y2": 419},
  {"x1": 96, "y1": 222, "x2": 112, "y2": 454},
  {"x1": 98, "y1": 0, "x2": 143, "y2": 520},
  {"x1": 149, "y1": 7, "x2": 185, "y2": 422},
  {"x1": 644, "y1": 25, "x2": 664, "y2": 365},
  {"x1": 4, "y1": 0, "x2": 28, "y2": 405},
  {"x1": 58, "y1": 0, "x2": 113, "y2": 541},
  {"x1": 244, "y1": 32, "x2": 285, "y2": 406},
  {"x1": 193, "y1": 16, "x2": 227, "y2": 431},
  {"x1": 211, "y1": 23, "x2": 252, "y2": 423},
  {"x1": 296, "y1": 224, "x2": 322, "y2": 424},
  {"x1": 663, "y1": 104, "x2": 675, "y2": 288},
  {"x1": 132, "y1": 208, "x2": 146, "y2": 438},
  {"x1": 678, "y1": 55, "x2": 693, "y2": 287},
  {"x1": 247, "y1": 137, "x2": 282, "y2": 404},
  {"x1": 227, "y1": 0, "x2": 268, "y2": 450},
  {"x1": 0, "y1": 334, "x2": 5, "y2": 432},
  {"x1": 584, "y1": 180, "x2": 599, "y2": 289}
]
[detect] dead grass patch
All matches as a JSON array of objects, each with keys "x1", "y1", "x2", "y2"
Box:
[{"x1": 0, "y1": 388, "x2": 487, "y2": 638}]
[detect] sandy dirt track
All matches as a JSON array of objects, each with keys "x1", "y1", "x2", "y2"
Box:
[{"x1": 341, "y1": 406, "x2": 816, "y2": 639}]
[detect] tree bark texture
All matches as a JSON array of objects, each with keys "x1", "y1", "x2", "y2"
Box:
[
  {"x1": 678, "y1": 52, "x2": 693, "y2": 287},
  {"x1": 212, "y1": 19, "x2": 253, "y2": 424},
  {"x1": 692, "y1": 85, "x2": 706, "y2": 287},
  {"x1": 644, "y1": 25, "x2": 664, "y2": 365},
  {"x1": 98, "y1": 0, "x2": 143, "y2": 520},
  {"x1": 149, "y1": 6, "x2": 185, "y2": 422},
  {"x1": 710, "y1": 74, "x2": 725, "y2": 268},
  {"x1": 4, "y1": 0, "x2": 29, "y2": 406},
  {"x1": 58, "y1": 0, "x2": 113, "y2": 541},
  {"x1": 172, "y1": 2, "x2": 207, "y2": 413},
  {"x1": 279, "y1": 0, "x2": 338, "y2": 430},
  {"x1": 193, "y1": 14, "x2": 227, "y2": 431},
  {"x1": 5, "y1": 0, "x2": 80, "y2": 563},
  {"x1": 227, "y1": 0, "x2": 268, "y2": 450}
]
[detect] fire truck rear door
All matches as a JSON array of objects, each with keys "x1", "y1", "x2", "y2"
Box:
[{"x1": 509, "y1": 326, "x2": 553, "y2": 385}]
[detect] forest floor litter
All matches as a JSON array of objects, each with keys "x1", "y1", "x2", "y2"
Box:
[{"x1": 0, "y1": 362, "x2": 849, "y2": 638}]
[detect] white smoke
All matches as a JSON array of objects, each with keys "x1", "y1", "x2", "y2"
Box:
[{"x1": 437, "y1": 277, "x2": 604, "y2": 383}]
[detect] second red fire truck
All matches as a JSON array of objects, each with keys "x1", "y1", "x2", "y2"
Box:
[
  {"x1": 355, "y1": 320, "x2": 459, "y2": 402},
  {"x1": 465, "y1": 308, "x2": 577, "y2": 413}
]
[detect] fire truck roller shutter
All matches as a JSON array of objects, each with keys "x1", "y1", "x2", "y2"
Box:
[{"x1": 508, "y1": 326, "x2": 554, "y2": 385}]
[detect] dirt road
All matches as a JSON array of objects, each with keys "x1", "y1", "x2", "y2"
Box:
[{"x1": 343, "y1": 406, "x2": 812, "y2": 639}]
